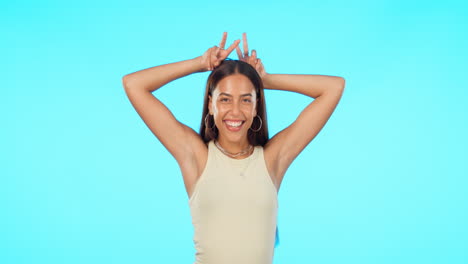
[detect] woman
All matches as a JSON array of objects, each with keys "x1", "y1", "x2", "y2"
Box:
[{"x1": 122, "y1": 32, "x2": 345, "y2": 264}]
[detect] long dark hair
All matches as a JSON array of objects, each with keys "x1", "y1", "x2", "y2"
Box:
[{"x1": 199, "y1": 59, "x2": 269, "y2": 146}]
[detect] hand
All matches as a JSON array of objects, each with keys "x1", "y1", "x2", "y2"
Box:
[
  {"x1": 235, "y1": 32, "x2": 268, "y2": 80},
  {"x1": 199, "y1": 32, "x2": 240, "y2": 72}
]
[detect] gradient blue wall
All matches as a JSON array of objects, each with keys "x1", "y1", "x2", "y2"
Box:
[{"x1": 2, "y1": 0, "x2": 467, "y2": 263}]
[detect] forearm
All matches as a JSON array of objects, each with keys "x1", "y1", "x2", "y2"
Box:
[
  {"x1": 122, "y1": 56, "x2": 204, "y2": 93},
  {"x1": 262, "y1": 74, "x2": 345, "y2": 99}
]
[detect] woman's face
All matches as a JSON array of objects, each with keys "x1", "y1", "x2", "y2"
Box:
[{"x1": 209, "y1": 74, "x2": 257, "y2": 143}]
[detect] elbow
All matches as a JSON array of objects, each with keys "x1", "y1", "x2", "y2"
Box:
[
  {"x1": 328, "y1": 77, "x2": 345, "y2": 96},
  {"x1": 122, "y1": 74, "x2": 148, "y2": 92},
  {"x1": 338, "y1": 77, "x2": 346, "y2": 91},
  {"x1": 122, "y1": 74, "x2": 133, "y2": 91}
]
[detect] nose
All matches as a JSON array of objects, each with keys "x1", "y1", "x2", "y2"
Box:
[{"x1": 231, "y1": 100, "x2": 241, "y2": 115}]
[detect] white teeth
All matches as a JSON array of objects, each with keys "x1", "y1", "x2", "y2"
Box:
[{"x1": 225, "y1": 121, "x2": 243, "y2": 127}]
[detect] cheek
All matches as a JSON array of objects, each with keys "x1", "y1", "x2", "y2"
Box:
[
  {"x1": 251, "y1": 102, "x2": 257, "y2": 115},
  {"x1": 213, "y1": 103, "x2": 228, "y2": 118},
  {"x1": 239, "y1": 102, "x2": 255, "y2": 113},
  {"x1": 212, "y1": 103, "x2": 219, "y2": 115}
]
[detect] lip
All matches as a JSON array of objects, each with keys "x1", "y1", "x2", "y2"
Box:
[{"x1": 224, "y1": 120, "x2": 245, "y2": 132}]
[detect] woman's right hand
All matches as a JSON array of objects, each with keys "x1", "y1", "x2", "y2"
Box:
[
  {"x1": 236, "y1": 32, "x2": 268, "y2": 80},
  {"x1": 198, "y1": 32, "x2": 240, "y2": 72}
]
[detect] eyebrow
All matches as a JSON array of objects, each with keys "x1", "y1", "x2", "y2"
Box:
[{"x1": 219, "y1": 92, "x2": 252, "y2": 97}]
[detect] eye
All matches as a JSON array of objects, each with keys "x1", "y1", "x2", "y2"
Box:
[
  {"x1": 243, "y1": 99, "x2": 252, "y2": 103},
  {"x1": 220, "y1": 98, "x2": 229, "y2": 102}
]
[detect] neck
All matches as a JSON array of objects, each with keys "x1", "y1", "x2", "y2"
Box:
[{"x1": 216, "y1": 137, "x2": 252, "y2": 158}]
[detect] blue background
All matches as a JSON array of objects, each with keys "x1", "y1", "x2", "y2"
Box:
[{"x1": 2, "y1": 0, "x2": 467, "y2": 263}]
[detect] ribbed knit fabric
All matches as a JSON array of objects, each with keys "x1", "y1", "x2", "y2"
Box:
[{"x1": 188, "y1": 139, "x2": 279, "y2": 264}]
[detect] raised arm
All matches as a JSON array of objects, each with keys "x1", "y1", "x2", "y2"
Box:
[
  {"x1": 262, "y1": 73, "x2": 345, "y2": 157},
  {"x1": 122, "y1": 32, "x2": 240, "y2": 164},
  {"x1": 237, "y1": 33, "x2": 345, "y2": 185},
  {"x1": 265, "y1": 73, "x2": 345, "y2": 184},
  {"x1": 122, "y1": 58, "x2": 202, "y2": 163}
]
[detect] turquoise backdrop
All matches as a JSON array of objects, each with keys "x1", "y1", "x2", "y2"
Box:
[{"x1": 2, "y1": 0, "x2": 467, "y2": 263}]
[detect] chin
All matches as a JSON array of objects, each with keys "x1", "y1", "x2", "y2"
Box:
[{"x1": 221, "y1": 131, "x2": 247, "y2": 142}]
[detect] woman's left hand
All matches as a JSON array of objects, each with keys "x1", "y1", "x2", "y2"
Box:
[{"x1": 236, "y1": 33, "x2": 268, "y2": 80}]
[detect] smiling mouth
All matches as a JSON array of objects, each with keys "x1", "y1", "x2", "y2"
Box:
[{"x1": 224, "y1": 120, "x2": 245, "y2": 131}]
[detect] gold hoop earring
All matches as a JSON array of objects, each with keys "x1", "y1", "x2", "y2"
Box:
[
  {"x1": 205, "y1": 114, "x2": 215, "y2": 129},
  {"x1": 249, "y1": 115, "x2": 263, "y2": 132}
]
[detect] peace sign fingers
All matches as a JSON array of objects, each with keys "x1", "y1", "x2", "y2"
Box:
[
  {"x1": 236, "y1": 32, "x2": 253, "y2": 61},
  {"x1": 219, "y1": 32, "x2": 227, "y2": 50},
  {"x1": 222, "y1": 39, "x2": 241, "y2": 58},
  {"x1": 216, "y1": 32, "x2": 240, "y2": 58},
  {"x1": 242, "y1": 32, "x2": 249, "y2": 56},
  {"x1": 234, "y1": 33, "x2": 267, "y2": 79},
  {"x1": 216, "y1": 32, "x2": 227, "y2": 57}
]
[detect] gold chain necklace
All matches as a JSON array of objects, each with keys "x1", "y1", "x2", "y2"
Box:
[{"x1": 214, "y1": 140, "x2": 253, "y2": 158}]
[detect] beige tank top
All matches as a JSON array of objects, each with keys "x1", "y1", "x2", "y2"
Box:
[{"x1": 188, "y1": 139, "x2": 279, "y2": 264}]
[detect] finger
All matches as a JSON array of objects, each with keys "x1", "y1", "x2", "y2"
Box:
[
  {"x1": 236, "y1": 46, "x2": 243, "y2": 60},
  {"x1": 242, "y1": 32, "x2": 249, "y2": 56},
  {"x1": 258, "y1": 58, "x2": 264, "y2": 72},
  {"x1": 213, "y1": 48, "x2": 221, "y2": 68},
  {"x1": 207, "y1": 48, "x2": 211, "y2": 71},
  {"x1": 251, "y1": 49, "x2": 257, "y2": 64},
  {"x1": 212, "y1": 46, "x2": 218, "y2": 70},
  {"x1": 225, "y1": 39, "x2": 240, "y2": 58},
  {"x1": 214, "y1": 58, "x2": 221, "y2": 68},
  {"x1": 209, "y1": 46, "x2": 215, "y2": 70},
  {"x1": 213, "y1": 48, "x2": 221, "y2": 67},
  {"x1": 219, "y1": 32, "x2": 227, "y2": 50},
  {"x1": 255, "y1": 60, "x2": 261, "y2": 71}
]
